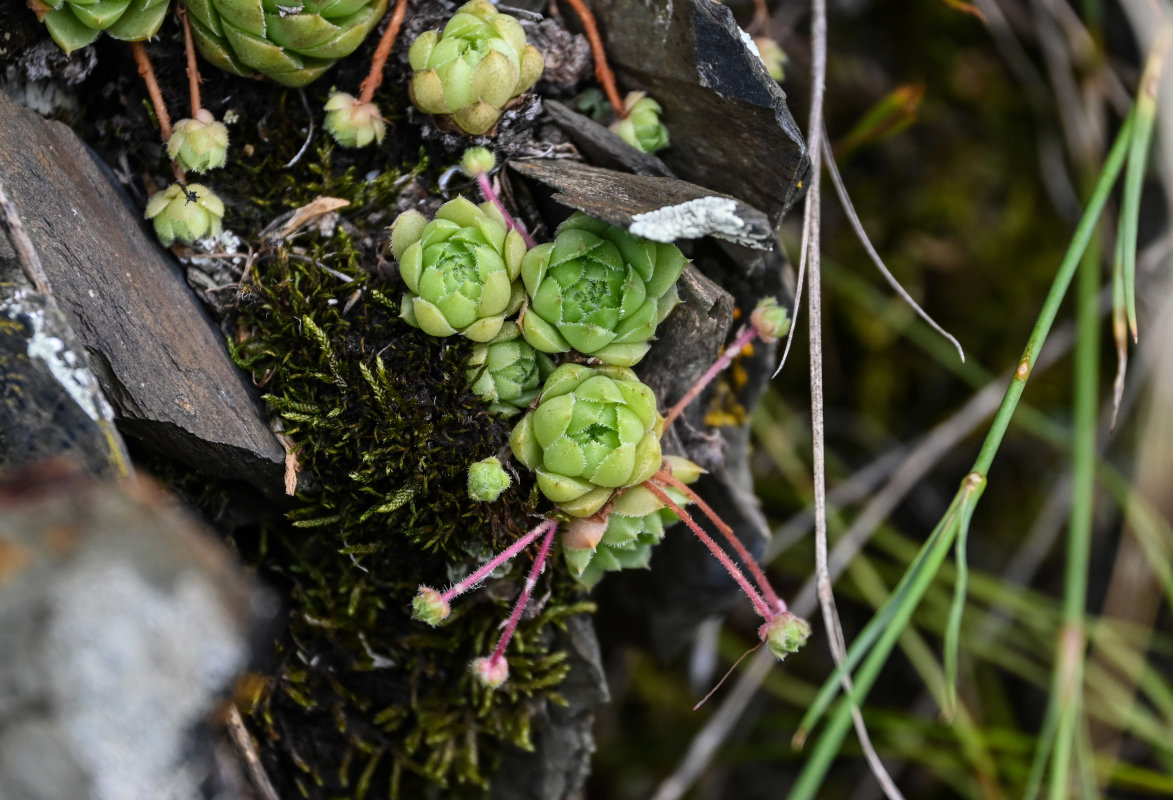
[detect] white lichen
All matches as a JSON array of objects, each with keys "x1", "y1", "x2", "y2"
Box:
[{"x1": 628, "y1": 196, "x2": 760, "y2": 247}]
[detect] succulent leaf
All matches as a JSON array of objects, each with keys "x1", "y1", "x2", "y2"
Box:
[
  {"x1": 40, "y1": 0, "x2": 168, "y2": 52},
  {"x1": 561, "y1": 464, "x2": 700, "y2": 587},
  {"x1": 610, "y1": 91, "x2": 670, "y2": 154},
  {"x1": 167, "y1": 110, "x2": 230, "y2": 173},
  {"x1": 323, "y1": 92, "x2": 385, "y2": 148},
  {"x1": 182, "y1": 0, "x2": 388, "y2": 87}
]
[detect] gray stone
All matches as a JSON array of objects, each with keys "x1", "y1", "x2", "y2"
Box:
[
  {"x1": 0, "y1": 463, "x2": 275, "y2": 800},
  {"x1": 586, "y1": 0, "x2": 810, "y2": 226}
]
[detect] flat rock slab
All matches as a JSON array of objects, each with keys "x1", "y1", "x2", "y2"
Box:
[
  {"x1": 510, "y1": 159, "x2": 775, "y2": 249},
  {"x1": 0, "y1": 462, "x2": 275, "y2": 800},
  {"x1": 0, "y1": 91, "x2": 283, "y2": 489},
  {"x1": 587, "y1": 0, "x2": 810, "y2": 226}
]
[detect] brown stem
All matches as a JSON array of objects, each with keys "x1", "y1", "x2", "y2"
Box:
[
  {"x1": 130, "y1": 41, "x2": 172, "y2": 141},
  {"x1": 359, "y1": 0, "x2": 410, "y2": 104},
  {"x1": 653, "y1": 469, "x2": 784, "y2": 613},
  {"x1": 747, "y1": 0, "x2": 770, "y2": 35},
  {"x1": 178, "y1": 5, "x2": 202, "y2": 115},
  {"x1": 563, "y1": 0, "x2": 627, "y2": 118}
]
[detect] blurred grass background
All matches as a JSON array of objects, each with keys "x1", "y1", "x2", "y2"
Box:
[{"x1": 587, "y1": 0, "x2": 1173, "y2": 797}]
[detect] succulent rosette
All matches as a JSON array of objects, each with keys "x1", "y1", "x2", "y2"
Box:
[
  {"x1": 392, "y1": 197, "x2": 526, "y2": 342},
  {"x1": 561, "y1": 457, "x2": 700, "y2": 587},
  {"x1": 167, "y1": 109, "x2": 230, "y2": 173},
  {"x1": 519, "y1": 212, "x2": 686, "y2": 367},
  {"x1": 408, "y1": 0, "x2": 545, "y2": 135},
  {"x1": 467, "y1": 322, "x2": 554, "y2": 416},
  {"x1": 33, "y1": 0, "x2": 170, "y2": 53},
  {"x1": 144, "y1": 182, "x2": 225, "y2": 247},
  {"x1": 610, "y1": 92, "x2": 670, "y2": 154},
  {"x1": 323, "y1": 92, "x2": 385, "y2": 148},
  {"x1": 183, "y1": 0, "x2": 388, "y2": 88},
  {"x1": 510, "y1": 363, "x2": 663, "y2": 518}
]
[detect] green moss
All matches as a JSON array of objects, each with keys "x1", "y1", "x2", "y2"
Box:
[
  {"x1": 231, "y1": 236, "x2": 593, "y2": 796},
  {"x1": 229, "y1": 162, "x2": 589, "y2": 799}
]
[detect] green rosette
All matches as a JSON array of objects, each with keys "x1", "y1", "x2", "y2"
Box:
[
  {"x1": 509, "y1": 363, "x2": 663, "y2": 518},
  {"x1": 392, "y1": 197, "x2": 527, "y2": 343},
  {"x1": 519, "y1": 212, "x2": 686, "y2": 367},
  {"x1": 408, "y1": 0, "x2": 544, "y2": 135},
  {"x1": 467, "y1": 322, "x2": 554, "y2": 416},
  {"x1": 182, "y1": 0, "x2": 388, "y2": 88},
  {"x1": 35, "y1": 0, "x2": 171, "y2": 54}
]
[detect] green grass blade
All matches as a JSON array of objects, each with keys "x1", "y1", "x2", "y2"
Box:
[
  {"x1": 793, "y1": 493, "x2": 965, "y2": 742},
  {"x1": 1119, "y1": 29, "x2": 1169, "y2": 340},
  {"x1": 788, "y1": 479, "x2": 984, "y2": 800},
  {"x1": 943, "y1": 508, "x2": 970, "y2": 719}
]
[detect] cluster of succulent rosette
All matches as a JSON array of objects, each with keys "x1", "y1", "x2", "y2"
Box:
[
  {"x1": 403, "y1": 140, "x2": 810, "y2": 687},
  {"x1": 31, "y1": 0, "x2": 808, "y2": 689}
]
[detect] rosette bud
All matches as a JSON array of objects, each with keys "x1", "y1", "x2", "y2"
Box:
[
  {"x1": 144, "y1": 183, "x2": 225, "y2": 247},
  {"x1": 609, "y1": 92, "x2": 670, "y2": 154},
  {"x1": 510, "y1": 363, "x2": 663, "y2": 518},
  {"x1": 392, "y1": 197, "x2": 527, "y2": 342},
  {"x1": 460, "y1": 146, "x2": 497, "y2": 177},
  {"x1": 33, "y1": 0, "x2": 169, "y2": 54},
  {"x1": 167, "y1": 110, "x2": 229, "y2": 173},
  {"x1": 467, "y1": 322, "x2": 554, "y2": 416},
  {"x1": 758, "y1": 611, "x2": 811, "y2": 661},
  {"x1": 408, "y1": 0, "x2": 545, "y2": 135},
  {"x1": 562, "y1": 457, "x2": 702, "y2": 587},
  {"x1": 467, "y1": 456, "x2": 511, "y2": 502},
  {"x1": 411, "y1": 586, "x2": 451, "y2": 627},
  {"x1": 323, "y1": 92, "x2": 385, "y2": 148},
  {"x1": 519, "y1": 212, "x2": 686, "y2": 366},
  {"x1": 184, "y1": 0, "x2": 388, "y2": 87},
  {"x1": 750, "y1": 297, "x2": 791, "y2": 341},
  {"x1": 471, "y1": 655, "x2": 508, "y2": 689}
]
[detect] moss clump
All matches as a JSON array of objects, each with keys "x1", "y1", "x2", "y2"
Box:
[{"x1": 231, "y1": 213, "x2": 590, "y2": 797}]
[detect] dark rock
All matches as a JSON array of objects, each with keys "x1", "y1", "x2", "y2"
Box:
[
  {"x1": 509, "y1": 158, "x2": 774, "y2": 249},
  {"x1": 0, "y1": 90, "x2": 284, "y2": 492},
  {"x1": 0, "y1": 461, "x2": 277, "y2": 800},
  {"x1": 543, "y1": 100, "x2": 675, "y2": 178},
  {"x1": 585, "y1": 0, "x2": 810, "y2": 225},
  {"x1": 0, "y1": 291, "x2": 128, "y2": 478},
  {"x1": 491, "y1": 614, "x2": 609, "y2": 800}
]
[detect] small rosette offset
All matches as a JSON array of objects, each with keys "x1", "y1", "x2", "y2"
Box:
[
  {"x1": 519, "y1": 212, "x2": 686, "y2": 367},
  {"x1": 393, "y1": 197, "x2": 527, "y2": 342},
  {"x1": 183, "y1": 0, "x2": 388, "y2": 88},
  {"x1": 408, "y1": 0, "x2": 544, "y2": 135},
  {"x1": 510, "y1": 363, "x2": 663, "y2": 518},
  {"x1": 467, "y1": 322, "x2": 554, "y2": 416}
]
